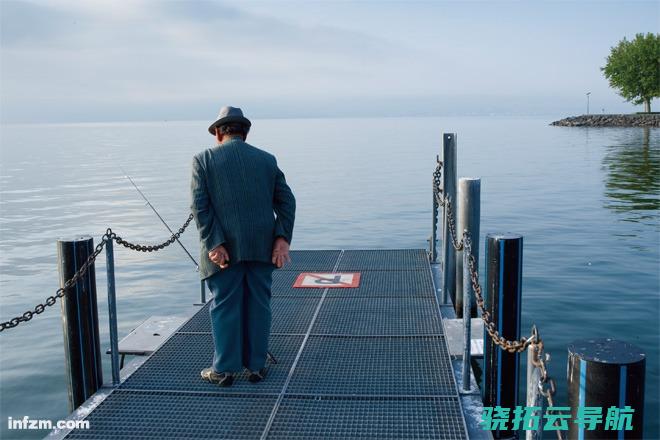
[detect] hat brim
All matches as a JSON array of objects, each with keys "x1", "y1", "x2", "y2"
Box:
[{"x1": 208, "y1": 115, "x2": 252, "y2": 135}]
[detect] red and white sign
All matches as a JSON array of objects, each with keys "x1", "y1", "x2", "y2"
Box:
[{"x1": 293, "y1": 272, "x2": 361, "y2": 288}]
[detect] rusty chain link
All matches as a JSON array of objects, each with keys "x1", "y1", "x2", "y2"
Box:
[
  {"x1": 440, "y1": 180, "x2": 559, "y2": 429},
  {"x1": 0, "y1": 214, "x2": 194, "y2": 332},
  {"x1": 441, "y1": 196, "x2": 465, "y2": 252}
]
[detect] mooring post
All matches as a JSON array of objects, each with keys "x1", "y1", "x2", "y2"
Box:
[
  {"x1": 57, "y1": 236, "x2": 103, "y2": 412},
  {"x1": 525, "y1": 342, "x2": 544, "y2": 440},
  {"x1": 567, "y1": 338, "x2": 645, "y2": 439},
  {"x1": 105, "y1": 238, "x2": 121, "y2": 386},
  {"x1": 200, "y1": 279, "x2": 206, "y2": 303},
  {"x1": 456, "y1": 177, "x2": 480, "y2": 318},
  {"x1": 483, "y1": 233, "x2": 523, "y2": 440},
  {"x1": 441, "y1": 133, "x2": 457, "y2": 305}
]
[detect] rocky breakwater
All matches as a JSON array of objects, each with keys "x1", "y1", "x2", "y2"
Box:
[{"x1": 551, "y1": 114, "x2": 660, "y2": 127}]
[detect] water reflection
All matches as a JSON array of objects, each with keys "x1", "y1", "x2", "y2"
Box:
[{"x1": 601, "y1": 128, "x2": 660, "y2": 223}]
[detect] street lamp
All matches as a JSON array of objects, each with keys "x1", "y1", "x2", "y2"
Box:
[{"x1": 586, "y1": 92, "x2": 591, "y2": 115}]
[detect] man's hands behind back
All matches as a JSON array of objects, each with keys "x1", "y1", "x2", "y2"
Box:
[
  {"x1": 208, "y1": 245, "x2": 230, "y2": 269},
  {"x1": 272, "y1": 237, "x2": 291, "y2": 269}
]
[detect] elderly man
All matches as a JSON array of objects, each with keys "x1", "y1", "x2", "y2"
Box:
[{"x1": 190, "y1": 106, "x2": 296, "y2": 387}]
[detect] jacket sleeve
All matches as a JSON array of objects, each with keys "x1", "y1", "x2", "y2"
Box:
[
  {"x1": 190, "y1": 155, "x2": 226, "y2": 251},
  {"x1": 273, "y1": 159, "x2": 296, "y2": 244}
]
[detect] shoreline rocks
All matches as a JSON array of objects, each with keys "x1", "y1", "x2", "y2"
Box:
[{"x1": 550, "y1": 114, "x2": 660, "y2": 127}]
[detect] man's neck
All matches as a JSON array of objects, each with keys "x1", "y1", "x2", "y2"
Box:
[{"x1": 220, "y1": 135, "x2": 243, "y2": 145}]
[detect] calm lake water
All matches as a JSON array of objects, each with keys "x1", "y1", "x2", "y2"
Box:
[{"x1": 0, "y1": 117, "x2": 658, "y2": 439}]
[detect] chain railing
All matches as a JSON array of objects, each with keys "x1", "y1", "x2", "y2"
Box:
[
  {"x1": 0, "y1": 213, "x2": 194, "y2": 332},
  {"x1": 439, "y1": 189, "x2": 562, "y2": 439}
]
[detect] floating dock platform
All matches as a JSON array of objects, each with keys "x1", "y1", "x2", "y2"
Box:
[{"x1": 48, "y1": 249, "x2": 488, "y2": 439}]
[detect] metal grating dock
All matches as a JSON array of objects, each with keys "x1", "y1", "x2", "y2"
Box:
[{"x1": 59, "y1": 249, "x2": 468, "y2": 439}]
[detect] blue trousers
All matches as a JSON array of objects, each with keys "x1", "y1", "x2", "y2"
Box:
[{"x1": 205, "y1": 261, "x2": 274, "y2": 373}]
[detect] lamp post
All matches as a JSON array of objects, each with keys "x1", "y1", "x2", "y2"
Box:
[{"x1": 586, "y1": 92, "x2": 591, "y2": 115}]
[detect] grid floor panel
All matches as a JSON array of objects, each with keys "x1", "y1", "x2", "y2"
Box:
[
  {"x1": 59, "y1": 249, "x2": 468, "y2": 439},
  {"x1": 267, "y1": 395, "x2": 466, "y2": 439},
  {"x1": 337, "y1": 249, "x2": 429, "y2": 271},
  {"x1": 178, "y1": 297, "x2": 321, "y2": 334},
  {"x1": 287, "y1": 336, "x2": 455, "y2": 395},
  {"x1": 64, "y1": 391, "x2": 276, "y2": 439},
  {"x1": 279, "y1": 250, "x2": 341, "y2": 271},
  {"x1": 120, "y1": 333, "x2": 303, "y2": 394},
  {"x1": 312, "y1": 297, "x2": 443, "y2": 335},
  {"x1": 326, "y1": 269, "x2": 435, "y2": 297}
]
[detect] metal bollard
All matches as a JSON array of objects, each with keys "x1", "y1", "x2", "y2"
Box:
[
  {"x1": 200, "y1": 279, "x2": 206, "y2": 303},
  {"x1": 57, "y1": 236, "x2": 103, "y2": 412},
  {"x1": 441, "y1": 133, "x2": 457, "y2": 305},
  {"x1": 525, "y1": 342, "x2": 544, "y2": 440},
  {"x1": 482, "y1": 233, "x2": 523, "y2": 440},
  {"x1": 567, "y1": 338, "x2": 645, "y2": 439},
  {"x1": 456, "y1": 177, "x2": 480, "y2": 318},
  {"x1": 105, "y1": 239, "x2": 121, "y2": 386}
]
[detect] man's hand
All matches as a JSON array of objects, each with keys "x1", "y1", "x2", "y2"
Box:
[
  {"x1": 271, "y1": 237, "x2": 291, "y2": 269},
  {"x1": 208, "y1": 245, "x2": 230, "y2": 269}
]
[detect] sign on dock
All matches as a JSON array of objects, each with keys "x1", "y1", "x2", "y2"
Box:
[{"x1": 293, "y1": 272, "x2": 361, "y2": 288}]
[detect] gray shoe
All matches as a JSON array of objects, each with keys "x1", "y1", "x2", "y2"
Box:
[{"x1": 200, "y1": 367, "x2": 234, "y2": 387}]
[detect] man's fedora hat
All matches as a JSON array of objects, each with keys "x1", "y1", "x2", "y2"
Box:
[{"x1": 208, "y1": 106, "x2": 252, "y2": 135}]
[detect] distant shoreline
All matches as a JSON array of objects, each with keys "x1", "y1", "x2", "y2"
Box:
[{"x1": 551, "y1": 114, "x2": 659, "y2": 127}]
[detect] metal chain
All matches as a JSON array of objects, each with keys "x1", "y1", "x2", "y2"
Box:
[
  {"x1": 110, "y1": 213, "x2": 194, "y2": 253},
  {"x1": 531, "y1": 334, "x2": 563, "y2": 440},
  {"x1": 0, "y1": 214, "x2": 195, "y2": 332},
  {"x1": 442, "y1": 196, "x2": 464, "y2": 251},
  {"x1": 432, "y1": 158, "x2": 443, "y2": 196}
]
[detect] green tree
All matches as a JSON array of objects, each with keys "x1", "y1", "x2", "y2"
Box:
[{"x1": 602, "y1": 33, "x2": 660, "y2": 113}]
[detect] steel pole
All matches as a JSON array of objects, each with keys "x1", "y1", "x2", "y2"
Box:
[
  {"x1": 105, "y1": 239, "x2": 120, "y2": 386},
  {"x1": 57, "y1": 236, "x2": 103, "y2": 412},
  {"x1": 456, "y1": 177, "x2": 480, "y2": 318},
  {"x1": 200, "y1": 279, "x2": 206, "y2": 303},
  {"x1": 441, "y1": 133, "x2": 457, "y2": 305},
  {"x1": 483, "y1": 233, "x2": 523, "y2": 440}
]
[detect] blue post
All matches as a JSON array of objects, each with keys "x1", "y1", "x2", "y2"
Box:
[
  {"x1": 483, "y1": 233, "x2": 523, "y2": 439},
  {"x1": 105, "y1": 238, "x2": 120, "y2": 386},
  {"x1": 567, "y1": 338, "x2": 645, "y2": 439},
  {"x1": 57, "y1": 236, "x2": 103, "y2": 412}
]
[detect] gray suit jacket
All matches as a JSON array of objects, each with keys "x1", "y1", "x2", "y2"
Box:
[{"x1": 190, "y1": 138, "x2": 296, "y2": 279}]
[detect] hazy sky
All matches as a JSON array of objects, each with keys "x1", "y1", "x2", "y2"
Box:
[{"x1": 1, "y1": 0, "x2": 658, "y2": 123}]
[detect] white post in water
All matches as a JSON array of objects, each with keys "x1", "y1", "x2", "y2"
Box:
[
  {"x1": 456, "y1": 177, "x2": 480, "y2": 318},
  {"x1": 441, "y1": 134, "x2": 457, "y2": 305},
  {"x1": 458, "y1": 178, "x2": 480, "y2": 392}
]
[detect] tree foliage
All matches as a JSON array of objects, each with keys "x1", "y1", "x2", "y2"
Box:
[{"x1": 602, "y1": 33, "x2": 659, "y2": 112}]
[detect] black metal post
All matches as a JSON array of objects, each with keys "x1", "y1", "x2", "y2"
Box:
[
  {"x1": 57, "y1": 236, "x2": 103, "y2": 412},
  {"x1": 567, "y1": 338, "x2": 645, "y2": 439},
  {"x1": 441, "y1": 133, "x2": 457, "y2": 304},
  {"x1": 483, "y1": 233, "x2": 523, "y2": 440}
]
